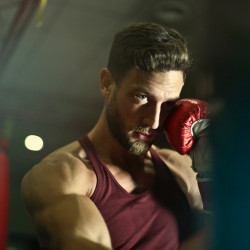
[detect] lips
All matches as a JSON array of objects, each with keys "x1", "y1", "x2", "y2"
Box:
[{"x1": 132, "y1": 131, "x2": 157, "y2": 142}]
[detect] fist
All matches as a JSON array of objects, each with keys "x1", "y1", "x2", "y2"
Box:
[
  {"x1": 165, "y1": 99, "x2": 212, "y2": 180},
  {"x1": 165, "y1": 99, "x2": 209, "y2": 154}
]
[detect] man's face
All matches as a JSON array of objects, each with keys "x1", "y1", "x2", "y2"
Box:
[{"x1": 106, "y1": 69, "x2": 184, "y2": 155}]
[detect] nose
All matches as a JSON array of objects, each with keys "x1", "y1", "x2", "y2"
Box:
[{"x1": 142, "y1": 103, "x2": 163, "y2": 130}]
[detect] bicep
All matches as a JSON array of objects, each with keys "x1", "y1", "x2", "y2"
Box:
[
  {"x1": 31, "y1": 194, "x2": 112, "y2": 249},
  {"x1": 21, "y1": 162, "x2": 111, "y2": 250}
]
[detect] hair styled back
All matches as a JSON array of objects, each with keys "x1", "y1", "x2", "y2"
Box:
[{"x1": 107, "y1": 22, "x2": 191, "y2": 84}]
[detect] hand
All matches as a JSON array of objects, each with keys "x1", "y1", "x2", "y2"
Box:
[{"x1": 164, "y1": 99, "x2": 213, "y2": 181}]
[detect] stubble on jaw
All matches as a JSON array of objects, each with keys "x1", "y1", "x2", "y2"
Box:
[{"x1": 105, "y1": 90, "x2": 151, "y2": 156}]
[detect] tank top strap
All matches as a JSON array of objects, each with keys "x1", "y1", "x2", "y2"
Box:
[
  {"x1": 150, "y1": 147, "x2": 179, "y2": 184},
  {"x1": 150, "y1": 147, "x2": 167, "y2": 171},
  {"x1": 78, "y1": 134, "x2": 105, "y2": 179},
  {"x1": 150, "y1": 147, "x2": 174, "y2": 182},
  {"x1": 78, "y1": 135, "x2": 96, "y2": 160},
  {"x1": 150, "y1": 146, "x2": 190, "y2": 209}
]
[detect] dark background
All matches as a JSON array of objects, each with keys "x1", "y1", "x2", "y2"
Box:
[{"x1": 0, "y1": 0, "x2": 249, "y2": 249}]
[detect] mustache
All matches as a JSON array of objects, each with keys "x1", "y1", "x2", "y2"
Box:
[{"x1": 134, "y1": 126, "x2": 161, "y2": 134}]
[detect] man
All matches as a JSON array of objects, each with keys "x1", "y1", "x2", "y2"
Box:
[{"x1": 21, "y1": 22, "x2": 206, "y2": 249}]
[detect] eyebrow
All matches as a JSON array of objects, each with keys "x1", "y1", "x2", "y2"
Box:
[{"x1": 131, "y1": 86, "x2": 154, "y2": 96}]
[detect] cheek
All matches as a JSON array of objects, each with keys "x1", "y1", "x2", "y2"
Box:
[
  {"x1": 118, "y1": 100, "x2": 141, "y2": 125},
  {"x1": 118, "y1": 94, "x2": 136, "y2": 115},
  {"x1": 120, "y1": 104, "x2": 139, "y2": 121}
]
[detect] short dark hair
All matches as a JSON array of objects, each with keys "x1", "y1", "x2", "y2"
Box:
[{"x1": 107, "y1": 22, "x2": 191, "y2": 84}]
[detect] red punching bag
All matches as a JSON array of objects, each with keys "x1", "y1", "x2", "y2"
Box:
[{"x1": 0, "y1": 136, "x2": 9, "y2": 250}]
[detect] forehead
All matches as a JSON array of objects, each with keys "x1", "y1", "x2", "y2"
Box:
[{"x1": 118, "y1": 68, "x2": 184, "y2": 99}]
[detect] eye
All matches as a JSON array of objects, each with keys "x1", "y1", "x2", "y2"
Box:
[{"x1": 135, "y1": 94, "x2": 147, "y2": 100}]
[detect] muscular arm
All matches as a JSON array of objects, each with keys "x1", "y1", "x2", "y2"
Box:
[
  {"x1": 21, "y1": 145, "x2": 112, "y2": 250},
  {"x1": 154, "y1": 146, "x2": 212, "y2": 247},
  {"x1": 153, "y1": 145, "x2": 203, "y2": 209}
]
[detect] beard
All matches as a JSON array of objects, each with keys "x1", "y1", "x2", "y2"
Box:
[{"x1": 106, "y1": 90, "x2": 153, "y2": 156}]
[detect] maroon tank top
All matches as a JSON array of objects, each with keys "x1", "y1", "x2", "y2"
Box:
[{"x1": 78, "y1": 135, "x2": 191, "y2": 250}]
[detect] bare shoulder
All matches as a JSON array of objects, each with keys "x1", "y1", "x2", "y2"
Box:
[
  {"x1": 21, "y1": 140, "x2": 95, "y2": 210},
  {"x1": 152, "y1": 145, "x2": 203, "y2": 209},
  {"x1": 21, "y1": 141, "x2": 112, "y2": 249},
  {"x1": 152, "y1": 145, "x2": 192, "y2": 169}
]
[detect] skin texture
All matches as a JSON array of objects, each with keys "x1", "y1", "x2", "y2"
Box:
[
  {"x1": 21, "y1": 68, "x2": 202, "y2": 250},
  {"x1": 105, "y1": 68, "x2": 184, "y2": 155}
]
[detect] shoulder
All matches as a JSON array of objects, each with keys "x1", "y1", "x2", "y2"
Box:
[
  {"x1": 21, "y1": 141, "x2": 95, "y2": 210},
  {"x1": 152, "y1": 145, "x2": 194, "y2": 187},
  {"x1": 21, "y1": 141, "x2": 113, "y2": 249},
  {"x1": 152, "y1": 145, "x2": 203, "y2": 209},
  {"x1": 39, "y1": 141, "x2": 90, "y2": 182},
  {"x1": 152, "y1": 145, "x2": 192, "y2": 169}
]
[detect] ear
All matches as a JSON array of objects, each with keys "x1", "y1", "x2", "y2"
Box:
[{"x1": 100, "y1": 68, "x2": 115, "y2": 99}]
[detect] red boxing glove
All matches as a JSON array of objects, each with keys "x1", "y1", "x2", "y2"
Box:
[
  {"x1": 165, "y1": 99, "x2": 209, "y2": 155},
  {"x1": 0, "y1": 137, "x2": 9, "y2": 250},
  {"x1": 165, "y1": 99, "x2": 212, "y2": 181},
  {"x1": 165, "y1": 99, "x2": 213, "y2": 210}
]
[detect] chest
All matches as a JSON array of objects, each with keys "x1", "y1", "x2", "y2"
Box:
[
  {"x1": 106, "y1": 157, "x2": 157, "y2": 194},
  {"x1": 90, "y1": 156, "x2": 191, "y2": 249}
]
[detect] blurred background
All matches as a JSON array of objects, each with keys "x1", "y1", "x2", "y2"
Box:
[{"x1": 0, "y1": 0, "x2": 249, "y2": 249}]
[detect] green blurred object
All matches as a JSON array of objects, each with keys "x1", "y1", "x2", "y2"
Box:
[
  {"x1": 3, "y1": 117, "x2": 13, "y2": 141},
  {"x1": 8, "y1": 234, "x2": 39, "y2": 250}
]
